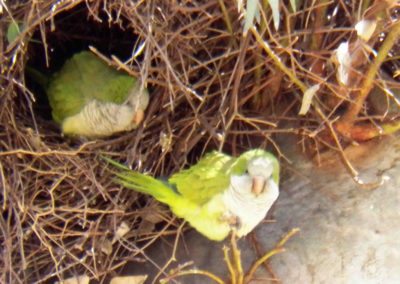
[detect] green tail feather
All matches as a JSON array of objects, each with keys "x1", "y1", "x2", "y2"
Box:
[
  {"x1": 382, "y1": 120, "x2": 400, "y2": 135},
  {"x1": 104, "y1": 157, "x2": 180, "y2": 205},
  {"x1": 26, "y1": 66, "x2": 49, "y2": 89}
]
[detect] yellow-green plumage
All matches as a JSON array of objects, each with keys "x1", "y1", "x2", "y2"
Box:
[
  {"x1": 107, "y1": 149, "x2": 280, "y2": 241},
  {"x1": 30, "y1": 51, "x2": 149, "y2": 138},
  {"x1": 168, "y1": 152, "x2": 233, "y2": 205},
  {"x1": 47, "y1": 52, "x2": 137, "y2": 124}
]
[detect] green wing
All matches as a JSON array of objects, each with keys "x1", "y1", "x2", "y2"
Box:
[
  {"x1": 46, "y1": 51, "x2": 137, "y2": 124},
  {"x1": 168, "y1": 151, "x2": 234, "y2": 205}
]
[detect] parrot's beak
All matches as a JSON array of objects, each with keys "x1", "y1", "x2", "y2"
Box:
[
  {"x1": 132, "y1": 109, "x2": 145, "y2": 125},
  {"x1": 251, "y1": 176, "x2": 267, "y2": 196}
]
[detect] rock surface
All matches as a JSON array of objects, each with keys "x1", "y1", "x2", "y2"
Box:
[{"x1": 259, "y1": 136, "x2": 400, "y2": 284}]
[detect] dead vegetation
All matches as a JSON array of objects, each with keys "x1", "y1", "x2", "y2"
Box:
[{"x1": 1, "y1": 0, "x2": 399, "y2": 283}]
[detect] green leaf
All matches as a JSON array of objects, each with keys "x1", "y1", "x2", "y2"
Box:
[
  {"x1": 7, "y1": 21, "x2": 21, "y2": 44},
  {"x1": 268, "y1": 0, "x2": 280, "y2": 30},
  {"x1": 290, "y1": 0, "x2": 297, "y2": 12},
  {"x1": 243, "y1": 0, "x2": 260, "y2": 36}
]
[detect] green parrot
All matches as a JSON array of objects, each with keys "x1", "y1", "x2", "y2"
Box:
[
  {"x1": 28, "y1": 51, "x2": 149, "y2": 138},
  {"x1": 107, "y1": 149, "x2": 280, "y2": 241}
]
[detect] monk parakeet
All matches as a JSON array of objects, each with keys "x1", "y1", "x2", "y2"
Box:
[
  {"x1": 107, "y1": 149, "x2": 279, "y2": 241},
  {"x1": 28, "y1": 51, "x2": 149, "y2": 138}
]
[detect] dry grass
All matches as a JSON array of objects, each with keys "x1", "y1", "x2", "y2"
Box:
[{"x1": 0, "y1": 0, "x2": 399, "y2": 282}]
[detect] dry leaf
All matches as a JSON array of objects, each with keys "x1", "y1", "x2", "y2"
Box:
[
  {"x1": 299, "y1": 84, "x2": 320, "y2": 115},
  {"x1": 143, "y1": 209, "x2": 164, "y2": 224},
  {"x1": 110, "y1": 275, "x2": 147, "y2": 284},
  {"x1": 137, "y1": 220, "x2": 156, "y2": 235},
  {"x1": 112, "y1": 222, "x2": 130, "y2": 244},
  {"x1": 355, "y1": 19, "x2": 377, "y2": 41},
  {"x1": 100, "y1": 238, "x2": 113, "y2": 255},
  {"x1": 335, "y1": 41, "x2": 351, "y2": 86},
  {"x1": 57, "y1": 275, "x2": 89, "y2": 284}
]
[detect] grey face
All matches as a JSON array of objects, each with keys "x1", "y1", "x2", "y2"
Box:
[{"x1": 247, "y1": 157, "x2": 273, "y2": 179}]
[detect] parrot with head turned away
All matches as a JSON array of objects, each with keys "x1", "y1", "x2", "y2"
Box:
[
  {"x1": 107, "y1": 149, "x2": 280, "y2": 241},
  {"x1": 28, "y1": 51, "x2": 149, "y2": 139}
]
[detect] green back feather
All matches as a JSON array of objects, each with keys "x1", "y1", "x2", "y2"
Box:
[
  {"x1": 168, "y1": 151, "x2": 234, "y2": 205},
  {"x1": 46, "y1": 51, "x2": 137, "y2": 124}
]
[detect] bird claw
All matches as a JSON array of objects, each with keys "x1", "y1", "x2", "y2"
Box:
[
  {"x1": 221, "y1": 212, "x2": 239, "y2": 226},
  {"x1": 221, "y1": 212, "x2": 244, "y2": 235}
]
